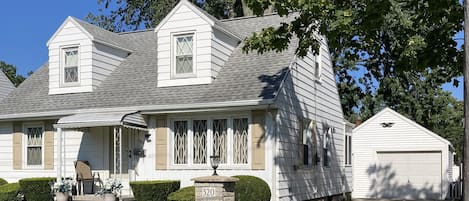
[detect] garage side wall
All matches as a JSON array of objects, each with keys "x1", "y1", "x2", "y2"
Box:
[{"x1": 352, "y1": 110, "x2": 450, "y2": 200}]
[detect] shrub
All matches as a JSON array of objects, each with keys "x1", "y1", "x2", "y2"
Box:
[
  {"x1": 130, "y1": 180, "x2": 180, "y2": 201},
  {"x1": 19, "y1": 177, "x2": 55, "y2": 201},
  {"x1": 233, "y1": 175, "x2": 271, "y2": 201},
  {"x1": 0, "y1": 178, "x2": 7, "y2": 187},
  {"x1": 0, "y1": 183, "x2": 20, "y2": 201},
  {"x1": 168, "y1": 186, "x2": 195, "y2": 201}
]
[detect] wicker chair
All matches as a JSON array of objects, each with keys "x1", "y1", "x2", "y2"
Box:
[{"x1": 74, "y1": 160, "x2": 101, "y2": 195}]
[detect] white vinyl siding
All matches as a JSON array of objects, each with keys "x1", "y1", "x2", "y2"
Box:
[
  {"x1": 274, "y1": 36, "x2": 349, "y2": 200},
  {"x1": 352, "y1": 109, "x2": 452, "y2": 200}
]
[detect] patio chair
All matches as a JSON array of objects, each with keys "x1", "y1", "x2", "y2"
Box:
[{"x1": 74, "y1": 160, "x2": 101, "y2": 195}]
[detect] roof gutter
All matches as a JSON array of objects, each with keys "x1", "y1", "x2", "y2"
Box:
[{"x1": 0, "y1": 99, "x2": 274, "y2": 121}]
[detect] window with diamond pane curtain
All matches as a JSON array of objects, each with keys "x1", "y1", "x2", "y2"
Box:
[
  {"x1": 193, "y1": 120, "x2": 207, "y2": 164},
  {"x1": 233, "y1": 118, "x2": 248, "y2": 164},
  {"x1": 212, "y1": 119, "x2": 227, "y2": 164},
  {"x1": 174, "y1": 121, "x2": 188, "y2": 164},
  {"x1": 175, "y1": 35, "x2": 193, "y2": 74},
  {"x1": 64, "y1": 48, "x2": 78, "y2": 83},
  {"x1": 27, "y1": 127, "x2": 43, "y2": 165}
]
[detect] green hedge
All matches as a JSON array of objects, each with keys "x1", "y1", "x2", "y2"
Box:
[
  {"x1": 130, "y1": 180, "x2": 180, "y2": 201},
  {"x1": 0, "y1": 178, "x2": 7, "y2": 187},
  {"x1": 0, "y1": 183, "x2": 20, "y2": 201},
  {"x1": 19, "y1": 177, "x2": 55, "y2": 201},
  {"x1": 168, "y1": 186, "x2": 195, "y2": 201},
  {"x1": 233, "y1": 175, "x2": 270, "y2": 201}
]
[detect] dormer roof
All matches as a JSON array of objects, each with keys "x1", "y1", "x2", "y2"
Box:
[
  {"x1": 47, "y1": 16, "x2": 133, "y2": 52},
  {"x1": 0, "y1": 70, "x2": 15, "y2": 101},
  {"x1": 154, "y1": 0, "x2": 242, "y2": 40}
]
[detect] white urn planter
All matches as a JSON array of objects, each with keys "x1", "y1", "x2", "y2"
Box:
[
  {"x1": 55, "y1": 192, "x2": 69, "y2": 201},
  {"x1": 103, "y1": 193, "x2": 117, "y2": 201}
]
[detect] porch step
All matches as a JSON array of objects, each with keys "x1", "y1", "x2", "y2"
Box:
[{"x1": 72, "y1": 195, "x2": 135, "y2": 201}]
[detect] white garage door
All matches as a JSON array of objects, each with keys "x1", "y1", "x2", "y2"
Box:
[{"x1": 376, "y1": 151, "x2": 442, "y2": 200}]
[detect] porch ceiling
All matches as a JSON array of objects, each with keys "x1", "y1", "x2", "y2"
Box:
[{"x1": 54, "y1": 111, "x2": 147, "y2": 130}]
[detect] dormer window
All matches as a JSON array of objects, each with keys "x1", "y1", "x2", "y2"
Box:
[
  {"x1": 173, "y1": 33, "x2": 195, "y2": 78},
  {"x1": 61, "y1": 46, "x2": 80, "y2": 86}
]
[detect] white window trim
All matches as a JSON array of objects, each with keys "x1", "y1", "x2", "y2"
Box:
[
  {"x1": 22, "y1": 122, "x2": 45, "y2": 169},
  {"x1": 168, "y1": 112, "x2": 251, "y2": 170},
  {"x1": 60, "y1": 45, "x2": 81, "y2": 87},
  {"x1": 171, "y1": 31, "x2": 197, "y2": 79}
]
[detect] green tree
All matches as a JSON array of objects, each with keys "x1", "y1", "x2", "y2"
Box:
[
  {"x1": 0, "y1": 61, "x2": 27, "y2": 87},
  {"x1": 86, "y1": 0, "x2": 246, "y2": 32}
]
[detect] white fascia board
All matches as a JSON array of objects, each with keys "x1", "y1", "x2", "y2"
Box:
[
  {"x1": 46, "y1": 16, "x2": 94, "y2": 46},
  {"x1": 0, "y1": 99, "x2": 274, "y2": 121},
  {"x1": 155, "y1": 0, "x2": 214, "y2": 33}
]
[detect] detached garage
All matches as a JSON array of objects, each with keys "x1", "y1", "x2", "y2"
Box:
[{"x1": 352, "y1": 108, "x2": 453, "y2": 200}]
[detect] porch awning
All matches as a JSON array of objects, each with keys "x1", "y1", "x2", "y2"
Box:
[{"x1": 54, "y1": 111, "x2": 147, "y2": 130}]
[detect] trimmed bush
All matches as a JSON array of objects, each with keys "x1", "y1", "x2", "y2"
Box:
[
  {"x1": 168, "y1": 186, "x2": 195, "y2": 201},
  {"x1": 0, "y1": 178, "x2": 7, "y2": 187},
  {"x1": 233, "y1": 175, "x2": 271, "y2": 201},
  {"x1": 19, "y1": 177, "x2": 55, "y2": 201},
  {"x1": 0, "y1": 183, "x2": 20, "y2": 201},
  {"x1": 130, "y1": 180, "x2": 180, "y2": 201}
]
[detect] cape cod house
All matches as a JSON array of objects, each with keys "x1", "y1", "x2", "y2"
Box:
[
  {"x1": 0, "y1": 70, "x2": 15, "y2": 101},
  {"x1": 0, "y1": 1, "x2": 352, "y2": 200}
]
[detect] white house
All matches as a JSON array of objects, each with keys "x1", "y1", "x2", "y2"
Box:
[
  {"x1": 0, "y1": 1, "x2": 352, "y2": 200},
  {"x1": 0, "y1": 70, "x2": 15, "y2": 101},
  {"x1": 352, "y1": 108, "x2": 454, "y2": 200}
]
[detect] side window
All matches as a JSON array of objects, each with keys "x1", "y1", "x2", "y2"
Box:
[
  {"x1": 323, "y1": 127, "x2": 332, "y2": 167},
  {"x1": 345, "y1": 135, "x2": 352, "y2": 166}
]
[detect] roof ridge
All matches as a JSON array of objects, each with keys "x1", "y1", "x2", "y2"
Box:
[
  {"x1": 220, "y1": 13, "x2": 280, "y2": 22},
  {"x1": 118, "y1": 29, "x2": 154, "y2": 35}
]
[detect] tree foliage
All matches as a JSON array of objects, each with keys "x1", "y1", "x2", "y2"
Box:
[
  {"x1": 0, "y1": 61, "x2": 27, "y2": 87},
  {"x1": 86, "y1": 0, "x2": 246, "y2": 32}
]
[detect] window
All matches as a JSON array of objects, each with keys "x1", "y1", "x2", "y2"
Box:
[
  {"x1": 345, "y1": 135, "x2": 352, "y2": 166},
  {"x1": 298, "y1": 119, "x2": 310, "y2": 166},
  {"x1": 25, "y1": 126, "x2": 43, "y2": 166},
  {"x1": 173, "y1": 34, "x2": 194, "y2": 77},
  {"x1": 171, "y1": 117, "x2": 249, "y2": 166},
  {"x1": 323, "y1": 128, "x2": 332, "y2": 167},
  {"x1": 314, "y1": 51, "x2": 322, "y2": 80},
  {"x1": 62, "y1": 47, "x2": 79, "y2": 85}
]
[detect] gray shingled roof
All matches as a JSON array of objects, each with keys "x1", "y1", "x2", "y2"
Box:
[
  {"x1": 0, "y1": 14, "x2": 297, "y2": 116},
  {"x1": 72, "y1": 17, "x2": 134, "y2": 51}
]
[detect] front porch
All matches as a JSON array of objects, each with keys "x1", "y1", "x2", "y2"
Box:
[{"x1": 53, "y1": 112, "x2": 148, "y2": 198}]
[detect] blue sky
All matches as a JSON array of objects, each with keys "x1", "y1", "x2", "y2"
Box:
[{"x1": 0, "y1": 1, "x2": 463, "y2": 100}]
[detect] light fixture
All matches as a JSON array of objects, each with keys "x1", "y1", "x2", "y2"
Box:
[
  {"x1": 380, "y1": 122, "x2": 395, "y2": 128},
  {"x1": 210, "y1": 155, "x2": 220, "y2": 176}
]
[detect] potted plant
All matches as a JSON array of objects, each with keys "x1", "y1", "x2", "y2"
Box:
[
  {"x1": 51, "y1": 179, "x2": 75, "y2": 201},
  {"x1": 96, "y1": 178, "x2": 123, "y2": 201}
]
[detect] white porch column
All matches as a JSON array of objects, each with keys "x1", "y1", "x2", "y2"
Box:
[{"x1": 57, "y1": 127, "x2": 63, "y2": 181}]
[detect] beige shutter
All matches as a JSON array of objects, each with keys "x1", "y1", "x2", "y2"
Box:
[
  {"x1": 12, "y1": 122, "x2": 22, "y2": 170},
  {"x1": 43, "y1": 121, "x2": 54, "y2": 170},
  {"x1": 251, "y1": 110, "x2": 265, "y2": 170},
  {"x1": 155, "y1": 115, "x2": 168, "y2": 170}
]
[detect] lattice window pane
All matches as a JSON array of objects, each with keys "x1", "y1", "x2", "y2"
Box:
[
  {"x1": 174, "y1": 121, "x2": 188, "y2": 164},
  {"x1": 175, "y1": 35, "x2": 193, "y2": 74},
  {"x1": 233, "y1": 118, "x2": 248, "y2": 164},
  {"x1": 212, "y1": 119, "x2": 227, "y2": 164},
  {"x1": 64, "y1": 67, "x2": 78, "y2": 83},
  {"x1": 193, "y1": 120, "x2": 207, "y2": 164},
  {"x1": 26, "y1": 127, "x2": 43, "y2": 165}
]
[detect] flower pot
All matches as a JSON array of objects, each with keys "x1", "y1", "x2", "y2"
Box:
[
  {"x1": 104, "y1": 193, "x2": 117, "y2": 201},
  {"x1": 55, "y1": 192, "x2": 69, "y2": 201}
]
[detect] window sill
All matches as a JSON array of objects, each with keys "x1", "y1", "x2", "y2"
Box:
[{"x1": 22, "y1": 165, "x2": 44, "y2": 170}]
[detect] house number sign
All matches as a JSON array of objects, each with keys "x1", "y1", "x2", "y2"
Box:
[{"x1": 201, "y1": 187, "x2": 216, "y2": 197}]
